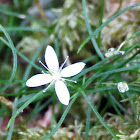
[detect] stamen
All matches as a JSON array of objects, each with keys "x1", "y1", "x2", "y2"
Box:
[
  {"x1": 59, "y1": 56, "x2": 69, "y2": 72},
  {"x1": 39, "y1": 61, "x2": 50, "y2": 72},
  {"x1": 43, "y1": 81, "x2": 54, "y2": 93},
  {"x1": 41, "y1": 70, "x2": 45, "y2": 74},
  {"x1": 63, "y1": 78, "x2": 77, "y2": 83}
]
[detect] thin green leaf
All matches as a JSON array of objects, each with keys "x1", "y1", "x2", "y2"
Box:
[
  {"x1": 99, "y1": 46, "x2": 140, "y2": 82},
  {"x1": 97, "y1": 0, "x2": 105, "y2": 47},
  {"x1": 109, "y1": 93, "x2": 134, "y2": 120},
  {"x1": 6, "y1": 90, "x2": 45, "y2": 129},
  {"x1": 0, "y1": 37, "x2": 42, "y2": 71},
  {"x1": 26, "y1": 101, "x2": 41, "y2": 122},
  {"x1": 40, "y1": 93, "x2": 79, "y2": 140},
  {"x1": 0, "y1": 9, "x2": 47, "y2": 27},
  {"x1": 82, "y1": 0, "x2": 104, "y2": 60},
  {"x1": 73, "y1": 54, "x2": 119, "y2": 80},
  {"x1": 78, "y1": 3, "x2": 140, "y2": 52},
  {"x1": 85, "y1": 63, "x2": 140, "y2": 88},
  {"x1": 85, "y1": 95, "x2": 94, "y2": 140},
  {"x1": 0, "y1": 24, "x2": 17, "y2": 93},
  {"x1": 7, "y1": 97, "x2": 18, "y2": 140},
  {"x1": 0, "y1": 27, "x2": 47, "y2": 32},
  {"x1": 81, "y1": 91, "x2": 119, "y2": 140}
]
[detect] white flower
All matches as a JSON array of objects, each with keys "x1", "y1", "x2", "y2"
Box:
[
  {"x1": 105, "y1": 47, "x2": 125, "y2": 57},
  {"x1": 117, "y1": 82, "x2": 129, "y2": 93},
  {"x1": 26, "y1": 45, "x2": 86, "y2": 105},
  {"x1": 105, "y1": 48, "x2": 115, "y2": 57}
]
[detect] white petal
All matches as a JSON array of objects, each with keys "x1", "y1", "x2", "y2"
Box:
[
  {"x1": 26, "y1": 74, "x2": 52, "y2": 87},
  {"x1": 61, "y1": 62, "x2": 85, "y2": 77},
  {"x1": 45, "y1": 45, "x2": 59, "y2": 73},
  {"x1": 55, "y1": 80, "x2": 70, "y2": 105}
]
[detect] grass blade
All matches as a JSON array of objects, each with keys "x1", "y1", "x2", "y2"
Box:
[
  {"x1": 6, "y1": 90, "x2": 44, "y2": 129},
  {"x1": 40, "y1": 93, "x2": 79, "y2": 140},
  {"x1": 81, "y1": 91, "x2": 119, "y2": 140},
  {"x1": 7, "y1": 97, "x2": 18, "y2": 140},
  {"x1": 82, "y1": 0, "x2": 104, "y2": 60},
  {"x1": 78, "y1": 3, "x2": 140, "y2": 52},
  {"x1": 0, "y1": 24, "x2": 17, "y2": 93}
]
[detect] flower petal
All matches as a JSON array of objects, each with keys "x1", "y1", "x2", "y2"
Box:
[
  {"x1": 55, "y1": 80, "x2": 70, "y2": 105},
  {"x1": 61, "y1": 62, "x2": 85, "y2": 77},
  {"x1": 26, "y1": 74, "x2": 52, "y2": 87},
  {"x1": 45, "y1": 45, "x2": 59, "y2": 73}
]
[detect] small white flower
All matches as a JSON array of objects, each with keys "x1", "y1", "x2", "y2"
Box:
[
  {"x1": 105, "y1": 48, "x2": 115, "y2": 57},
  {"x1": 105, "y1": 47, "x2": 125, "y2": 57},
  {"x1": 117, "y1": 82, "x2": 129, "y2": 93},
  {"x1": 26, "y1": 45, "x2": 86, "y2": 105}
]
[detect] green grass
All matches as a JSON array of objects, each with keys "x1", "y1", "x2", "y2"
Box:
[{"x1": 0, "y1": 1, "x2": 140, "y2": 140}]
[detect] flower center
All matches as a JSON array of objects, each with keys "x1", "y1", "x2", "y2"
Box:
[{"x1": 53, "y1": 72, "x2": 61, "y2": 81}]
